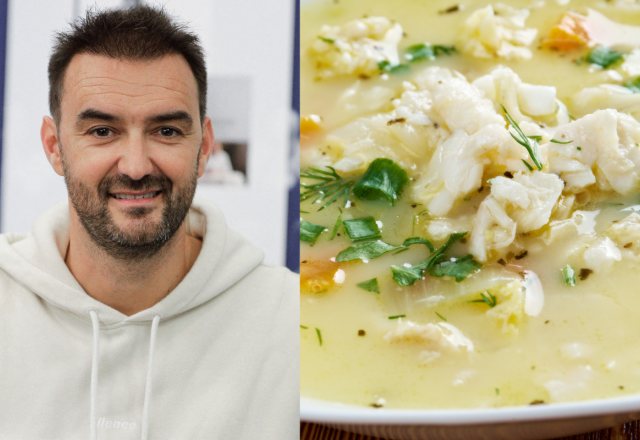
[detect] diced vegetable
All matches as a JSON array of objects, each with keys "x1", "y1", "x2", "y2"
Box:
[
  {"x1": 343, "y1": 216, "x2": 382, "y2": 242},
  {"x1": 353, "y1": 158, "x2": 409, "y2": 205},
  {"x1": 300, "y1": 221, "x2": 326, "y2": 245}
]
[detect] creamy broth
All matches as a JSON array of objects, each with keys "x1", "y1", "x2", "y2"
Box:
[{"x1": 300, "y1": 0, "x2": 640, "y2": 409}]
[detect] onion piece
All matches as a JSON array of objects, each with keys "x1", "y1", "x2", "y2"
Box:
[{"x1": 523, "y1": 270, "x2": 544, "y2": 316}]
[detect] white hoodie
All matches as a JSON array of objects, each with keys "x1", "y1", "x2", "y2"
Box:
[{"x1": 0, "y1": 197, "x2": 299, "y2": 440}]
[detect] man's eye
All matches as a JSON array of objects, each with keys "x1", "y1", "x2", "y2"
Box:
[
  {"x1": 158, "y1": 127, "x2": 180, "y2": 137},
  {"x1": 91, "y1": 127, "x2": 112, "y2": 138}
]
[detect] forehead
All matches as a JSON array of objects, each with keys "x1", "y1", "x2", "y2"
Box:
[{"x1": 60, "y1": 53, "x2": 198, "y2": 122}]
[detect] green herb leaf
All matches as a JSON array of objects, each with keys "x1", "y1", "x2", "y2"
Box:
[
  {"x1": 402, "y1": 236, "x2": 436, "y2": 253},
  {"x1": 329, "y1": 208, "x2": 343, "y2": 240},
  {"x1": 550, "y1": 139, "x2": 573, "y2": 144},
  {"x1": 405, "y1": 43, "x2": 456, "y2": 62},
  {"x1": 353, "y1": 158, "x2": 409, "y2": 205},
  {"x1": 469, "y1": 291, "x2": 497, "y2": 307},
  {"x1": 501, "y1": 105, "x2": 543, "y2": 170},
  {"x1": 562, "y1": 264, "x2": 577, "y2": 286},
  {"x1": 577, "y1": 146, "x2": 582, "y2": 150},
  {"x1": 378, "y1": 60, "x2": 410, "y2": 73},
  {"x1": 625, "y1": 76, "x2": 640, "y2": 93},
  {"x1": 300, "y1": 221, "x2": 326, "y2": 245},
  {"x1": 435, "y1": 311, "x2": 447, "y2": 321},
  {"x1": 357, "y1": 278, "x2": 380, "y2": 293},
  {"x1": 388, "y1": 315, "x2": 406, "y2": 320},
  {"x1": 300, "y1": 325, "x2": 309, "y2": 329},
  {"x1": 527, "y1": 135, "x2": 543, "y2": 142},
  {"x1": 343, "y1": 216, "x2": 382, "y2": 242},
  {"x1": 393, "y1": 248, "x2": 410, "y2": 255},
  {"x1": 336, "y1": 240, "x2": 403, "y2": 262},
  {"x1": 429, "y1": 254, "x2": 483, "y2": 282},
  {"x1": 317, "y1": 36, "x2": 335, "y2": 44},
  {"x1": 495, "y1": 388, "x2": 500, "y2": 396},
  {"x1": 300, "y1": 166, "x2": 354, "y2": 211},
  {"x1": 521, "y1": 159, "x2": 534, "y2": 171},
  {"x1": 315, "y1": 328, "x2": 323, "y2": 346},
  {"x1": 587, "y1": 45, "x2": 624, "y2": 68},
  {"x1": 576, "y1": 56, "x2": 584, "y2": 66},
  {"x1": 391, "y1": 232, "x2": 468, "y2": 286}
]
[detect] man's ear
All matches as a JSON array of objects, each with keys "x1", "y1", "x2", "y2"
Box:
[
  {"x1": 41, "y1": 116, "x2": 64, "y2": 176},
  {"x1": 197, "y1": 116, "x2": 215, "y2": 178}
]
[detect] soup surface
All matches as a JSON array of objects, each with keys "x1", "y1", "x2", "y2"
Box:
[{"x1": 300, "y1": 0, "x2": 640, "y2": 409}]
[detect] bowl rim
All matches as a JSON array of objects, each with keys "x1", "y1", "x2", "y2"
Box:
[{"x1": 300, "y1": 395, "x2": 640, "y2": 424}]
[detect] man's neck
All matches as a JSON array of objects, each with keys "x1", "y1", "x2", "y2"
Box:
[{"x1": 65, "y1": 210, "x2": 202, "y2": 316}]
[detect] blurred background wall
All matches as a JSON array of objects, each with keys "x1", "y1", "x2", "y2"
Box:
[{"x1": 0, "y1": 0, "x2": 299, "y2": 269}]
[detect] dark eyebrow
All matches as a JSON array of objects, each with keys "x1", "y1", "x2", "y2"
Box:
[
  {"x1": 76, "y1": 109, "x2": 121, "y2": 126},
  {"x1": 148, "y1": 111, "x2": 193, "y2": 127}
]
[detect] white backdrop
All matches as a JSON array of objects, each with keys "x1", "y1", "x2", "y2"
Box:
[{"x1": 0, "y1": 0, "x2": 294, "y2": 265}]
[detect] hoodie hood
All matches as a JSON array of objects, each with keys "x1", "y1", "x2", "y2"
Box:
[{"x1": 0, "y1": 196, "x2": 265, "y2": 326}]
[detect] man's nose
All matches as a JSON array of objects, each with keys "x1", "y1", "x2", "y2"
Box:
[{"x1": 117, "y1": 134, "x2": 154, "y2": 180}]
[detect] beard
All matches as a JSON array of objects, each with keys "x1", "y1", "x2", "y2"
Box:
[{"x1": 61, "y1": 148, "x2": 199, "y2": 261}]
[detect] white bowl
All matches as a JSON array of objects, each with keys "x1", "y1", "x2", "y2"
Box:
[{"x1": 301, "y1": 395, "x2": 640, "y2": 439}]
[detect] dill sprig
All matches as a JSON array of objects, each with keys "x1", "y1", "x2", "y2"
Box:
[
  {"x1": 469, "y1": 291, "x2": 497, "y2": 307},
  {"x1": 300, "y1": 166, "x2": 354, "y2": 211},
  {"x1": 500, "y1": 104, "x2": 543, "y2": 171}
]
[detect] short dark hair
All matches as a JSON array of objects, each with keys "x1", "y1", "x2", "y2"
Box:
[{"x1": 48, "y1": 6, "x2": 207, "y2": 124}]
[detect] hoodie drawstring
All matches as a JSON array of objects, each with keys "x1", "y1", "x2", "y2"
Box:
[
  {"x1": 89, "y1": 310, "x2": 100, "y2": 440},
  {"x1": 141, "y1": 314, "x2": 161, "y2": 440},
  {"x1": 87, "y1": 311, "x2": 162, "y2": 440}
]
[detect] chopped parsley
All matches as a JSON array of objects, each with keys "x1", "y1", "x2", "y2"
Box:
[
  {"x1": 626, "y1": 77, "x2": 640, "y2": 93},
  {"x1": 435, "y1": 311, "x2": 447, "y2": 321},
  {"x1": 317, "y1": 36, "x2": 335, "y2": 44},
  {"x1": 405, "y1": 43, "x2": 456, "y2": 62},
  {"x1": 402, "y1": 237, "x2": 435, "y2": 252},
  {"x1": 336, "y1": 240, "x2": 403, "y2": 262},
  {"x1": 329, "y1": 208, "x2": 342, "y2": 240},
  {"x1": 587, "y1": 45, "x2": 624, "y2": 68},
  {"x1": 300, "y1": 325, "x2": 309, "y2": 329},
  {"x1": 378, "y1": 60, "x2": 410, "y2": 73},
  {"x1": 353, "y1": 158, "x2": 409, "y2": 205},
  {"x1": 343, "y1": 216, "x2": 382, "y2": 242},
  {"x1": 429, "y1": 254, "x2": 483, "y2": 282},
  {"x1": 577, "y1": 146, "x2": 582, "y2": 150},
  {"x1": 550, "y1": 139, "x2": 573, "y2": 144},
  {"x1": 388, "y1": 315, "x2": 406, "y2": 320},
  {"x1": 300, "y1": 221, "x2": 326, "y2": 245},
  {"x1": 315, "y1": 328, "x2": 323, "y2": 346},
  {"x1": 562, "y1": 265, "x2": 577, "y2": 286},
  {"x1": 356, "y1": 278, "x2": 380, "y2": 294}
]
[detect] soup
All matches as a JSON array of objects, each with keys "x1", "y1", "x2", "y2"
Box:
[{"x1": 300, "y1": 0, "x2": 640, "y2": 409}]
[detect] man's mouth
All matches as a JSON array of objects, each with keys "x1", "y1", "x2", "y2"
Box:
[{"x1": 109, "y1": 191, "x2": 162, "y2": 200}]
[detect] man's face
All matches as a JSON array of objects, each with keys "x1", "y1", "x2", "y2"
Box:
[{"x1": 42, "y1": 53, "x2": 213, "y2": 259}]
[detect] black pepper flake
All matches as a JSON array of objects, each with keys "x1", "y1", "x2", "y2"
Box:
[
  {"x1": 358, "y1": 74, "x2": 370, "y2": 80},
  {"x1": 460, "y1": 238, "x2": 467, "y2": 244},
  {"x1": 411, "y1": 204, "x2": 417, "y2": 208},
  {"x1": 433, "y1": 122, "x2": 440, "y2": 129},
  {"x1": 625, "y1": 242, "x2": 633, "y2": 248},
  {"x1": 497, "y1": 259, "x2": 506, "y2": 266},
  {"x1": 545, "y1": 320, "x2": 549, "y2": 324},
  {"x1": 371, "y1": 402, "x2": 383, "y2": 408},
  {"x1": 478, "y1": 186, "x2": 484, "y2": 193},
  {"x1": 322, "y1": 152, "x2": 326, "y2": 155},
  {"x1": 301, "y1": 260, "x2": 308, "y2": 264},
  {"x1": 358, "y1": 330, "x2": 366, "y2": 336},
  {"x1": 579, "y1": 268, "x2": 593, "y2": 281},
  {"x1": 514, "y1": 250, "x2": 528, "y2": 260},
  {"x1": 336, "y1": 233, "x2": 341, "y2": 237},
  {"x1": 387, "y1": 118, "x2": 406, "y2": 125},
  {"x1": 620, "y1": 386, "x2": 625, "y2": 390},
  {"x1": 351, "y1": 202, "x2": 356, "y2": 207},
  {"x1": 439, "y1": 4, "x2": 460, "y2": 14},
  {"x1": 530, "y1": 400, "x2": 545, "y2": 405},
  {"x1": 504, "y1": 171, "x2": 514, "y2": 178},
  {"x1": 531, "y1": 366, "x2": 536, "y2": 370}
]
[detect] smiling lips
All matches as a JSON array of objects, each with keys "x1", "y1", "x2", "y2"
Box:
[{"x1": 110, "y1": 191, "x2": 162, "y2": 200}]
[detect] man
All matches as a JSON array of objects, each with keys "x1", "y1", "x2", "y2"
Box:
[{"x1": 0, "y1": 6, "x2": 298, "y2": 440}]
